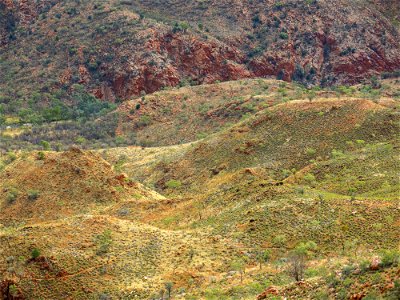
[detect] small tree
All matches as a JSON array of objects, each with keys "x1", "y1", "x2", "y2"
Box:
[
  {"x1": 165, "y1": 282, "x2": 173, "y2": 299},
  {"x1": 180, "y1": 22, "x2": 189, "y2": 33},
  {"x1": 188, "y1": 248, "x2": 196, "y2": 261},
  {"x1": 288, "y1": 241, "x2": 317, "y2": 281},
  {"x1": 194, "y1": 201, "x2": 206, "y2": 220},
  {"x1": 231, "y1": 257, "x2": 246, "y2": 283},
  {"x1": 344, "y1": 238, "x2": 360, "y2": 258},
  {"x1": 306, "y1": 90, "x2": 316, "y2": 102},
  {"x1": 158, "y1": 289, "x2": 165, "y2": 300},
  {"x1": 5, "y1": 256, "x2": 25, "y2": 282},
  {"x1": 288, "y1": 251, "x2": 306, "y2": 281},
  {"x1": 256, "y1": 248, "x2": 271, "y2": 270},
  {"x1": 337, "y1": 223, "x2": 349, "y2": 254}
]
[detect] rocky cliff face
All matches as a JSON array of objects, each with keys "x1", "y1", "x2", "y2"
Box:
[
  {"x1": 131, "y1": 0, "x2": 400, "y2": 87},
  {"x1": 102, "y1": 30, "x2": 252, "y2": 99},
  {"x1": 0, "y1": 0, "x2": 399, "y2": 105}
]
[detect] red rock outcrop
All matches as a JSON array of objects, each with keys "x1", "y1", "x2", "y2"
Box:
[
  {"x1": 1, "y1": 0, "x2": 399, "y2": 103},
  {"x1": 92, "y1": 0, "x2": 400, "y2": 100},
  {"x1": 107, "y1": 31, "x2": 252, "y2": 99},
  {"x1": 257, "y1": 286, "x2": 280, "y2": 299}
]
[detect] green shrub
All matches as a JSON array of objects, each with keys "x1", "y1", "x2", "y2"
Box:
[
  {"x1": 326, "y1": 272, "x2": 340, "y2": 288},
  {"x1": 305, "y1": 268, "x2": 319, "y2": 278},
  {"x1": 343, "y1": 277, "x2": 353, "y2": 287},
  {"x1": 314, "y1": 290, "x2": 329, "y2": 300},
  {"x1": 337, "y1": 288, "x2": 348, "y2": 300},
  {"x1": 173, "y1": 22, "x2": 190, "y2": 33},
  {"x1": 166, "y1": 180, "x2": 182, "y2": 189},
  {"x1": 8, "y1": 285, "x2": 18, "y2": 297},
  {"x1": 305, "y1": 148, "x2": 316, "y2": 156},
  {"x1": 359, "y1": 260, "x2": 370, "y2": 273},
  {"x1": 279, "y1": 32, "x2": 288, "y2": 39},
  {"x1": 204, "y1": 287, "x2": 225, "y2": 299},
  {"x1": 380, "y1": 249, "x2": 400, "y2": 268},
  {"x1": 95, "y1": 229, "x2": 113, "y2": 255},
  {"x1": 27, "y1": 190, "x2": 40, "y2": 201},
  {"x1": 6, "y1": 188, "x2": 19, "y2": 204},
  {"x1": 387, "y1": 280, "x2": 400, "y2": 300},
  {"x1": 231, "y1": 257, "x2": 246, "y2": 283},
  {"x1": 363, "y1": 292, "x2": 380, "y2": 300},
  {"x1": 331, "y1": 149, "x2": 345, "y2": 159},
  {"x1": 138, "y1": 115, "x2": 151, "y2": 127},
  {"x1": 31, "y1": 248, "x2": 41, "y2": 259},
  {"x1": 341, "y1": 264, "x2": 355, "y2": 278},
  {"x1": 40, "y1": 140, "x2": 50, "y2": 151},
  {"x1": 255, "y1": 248, "x2": 271, "y2": 269},
  {"x1": 355, "y1": 139, "x2": 365, "y2": 146},
  {"x1": 75, "y1": 136, "x2": 86, "y2": 144},
  {"x1": 272, "y1": 234, "x2": 287, "y2": 247},
  {"x1": 294, "y1": 241, "x2": 318, "y2": 257},
  {"x1": 281, "y1": 169, "x2": 292, "y2": 178},
  {"x1": 6, "y1": 151, "x2": 17, "y2": 164},
  {"x1": 164, "y1": 282, "x2": 174, "y2": 299},
  {"x1": 37, "y1": 151, "x2": 45, "y2": 160},
  {"x1": 115, "y1": 136, "x2": 126, "y2": 145},
  {"x1": 303, "y1": 173, "x2": 316, "y2": 183}
]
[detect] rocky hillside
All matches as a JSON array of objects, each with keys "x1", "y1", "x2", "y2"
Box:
[
  {"x1": 0, "y1": 79, "x2": 399, "y2": 299},
  {"x1": 0, "y1": 147, "x2": 161, "y2": 222},
  {"x1": 0, "y1": 0, "x2": 399, "y2": 123},
  {"x1": 0, "y1": 0, "x2": 59, "y2": 45}
]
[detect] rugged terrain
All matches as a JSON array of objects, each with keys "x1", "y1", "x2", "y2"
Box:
[
  {"x1": 1, "y1": 0, "x2": 400, "y2": 124},
  {"x1": 1, "y1": 78, "x2": 399, "y2": 299},
  {"x1": 0, "y1": 1, "x2": 399, "y2": 299}
]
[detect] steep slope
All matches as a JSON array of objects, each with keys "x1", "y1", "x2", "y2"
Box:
[
  {"x1": 112, "y1": 78, "x2": 400, "y2": 147},
  {"x1": 132, "y1": 0, "x2": 400, "y2": 85},
  {"x1": 0, "y1": 0, "x2": 399, "y2": 123},
  {"x1": 116, "y1": 79, "x2": 287, "y2": 146},
  {"x1": 121, "y1": 98, "x2": 399, "y2": 193}
]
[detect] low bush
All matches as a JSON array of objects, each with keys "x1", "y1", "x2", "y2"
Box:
[
  {"x1": 166, "y1": 180, "x2": 182, "y2": 189},
  {"x1": 27, "y1": 190, "x2": 40, "y2": 201},
  {"x1": 31, "y1": 248, "x2": 41, "y2": 259},
  {"x1": 6, "y1": 188, "x2": 19, "y2": 204},
  {"x1": 380, "y1": 249, "x2": 400, "y2": 268}
]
